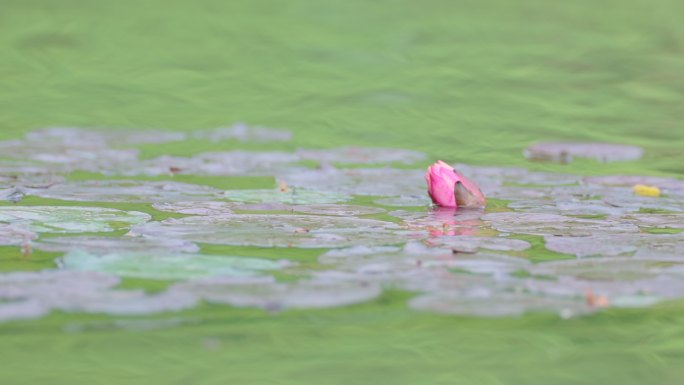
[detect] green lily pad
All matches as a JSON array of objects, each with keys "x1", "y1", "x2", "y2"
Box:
[
  {"x1": 224, "y1": 189, "x2": 351, "y2": 204},
  {"x1": 59, "y1": 251, "x2": 287, "y2": 280},
  {"x1": 0, "y1": 206, "x2": 150, "y2": 233}
]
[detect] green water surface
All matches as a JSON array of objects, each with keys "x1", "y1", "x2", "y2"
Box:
[{"x1": 2, "y1": 0, "x2": 684, "y2": 384}]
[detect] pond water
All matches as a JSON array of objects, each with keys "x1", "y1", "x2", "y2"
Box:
[{"x1": 2, "y1": 1, "x2": 684, "y2": 384}]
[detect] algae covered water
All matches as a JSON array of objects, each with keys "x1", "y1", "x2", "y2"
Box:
[{"x1": 2, "y1": 1, "x2": 684, "y2": 384}]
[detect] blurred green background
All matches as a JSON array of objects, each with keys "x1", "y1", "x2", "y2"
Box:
[{"x1": 2, "y1": 0, "x2": 684, "y2": 384}]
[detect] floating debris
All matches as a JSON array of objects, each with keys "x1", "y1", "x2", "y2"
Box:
[
  {"x1": 524, "y1": 142, "x2": 643, "y2": 163},
  {"x1": 633, "y1": 184, "x2": 661, "y2": 197}
]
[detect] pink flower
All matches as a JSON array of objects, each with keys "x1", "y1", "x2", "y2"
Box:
[{"x1": 425, "y1": 161, "x2": 486, "y2": 208}]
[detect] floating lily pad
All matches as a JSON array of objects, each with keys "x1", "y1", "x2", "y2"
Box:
[
  {"x1": 192, "y1": 123, "x2": 292, "y2": 142},
  {"x1": 0, "y1": 224, "x2": 36, "y2": 246},
  {"x1": 297, "y1": 147, "x2": 426, "y2": 165},
  {"x1": 318, "y1": 242, "x2": 527, "y2": 280},
  {"x1": 529, "y1": 258, "x2": 684, "y2": 281},
  {"x1": 0, "y1": 300, "x2": 49, "y2": 322},
  {"x1": 233, "y1": 203, "x2": 385, "y2": 216},
  {"x1": 224, "y1": 189, "x2": 351, "y2": 204},
  {"x1": 59, "y1": 251, "x2": 287, "y2": 280},
  {"x1": 323, "y1": 251, "x2": 519, "y2": 280},
  {"x1": 483, "y1": 212, "x2": 639, "y2": 236},
  {"x1": 28, "y1": 180, "x2": 221, "y2": 203},
  {"x1": 426, "y1": 235, "x2": 531, "y2": 252},
  {"x1": 152, "y1": 201, "x2": 234, "y2": 216},
  {"x1": 173, "y1": 278, "x2": 381, "y2": 310},
  {"x1": 281, "y1": 168, "x2": 426, "y2": 196},
  {"x1": 0, "y1": 160, "x2": 70, "y2": 180},
  {"x1": 409, "y1": 292, "x2": 590, "y2": 317},
  {"x1": 452, "y1": 164, "x2": 582, "y2": 189},
  {"x1": 391, "y1": 208, "x2": 484, "y2": 237},
  {"x1": 599, "y1": 188, "x2": 684, "y2": 213},
  {"x1": 25, "y1": 127, "x2": 187, "y2": 146},
  {"x1": 585, "y1": 175, "x2": 684, "y2": 192},
  {"x1": 507, "y1": 195, "x2": 634, "y2": 216},
  {"x1": 544, "y1": 233, "x2": 684, "y2": 258},
  {"x1": 0, "y1": 206, "x2": 151, "y2": 233},
  {"x1": 524, "y1": 142, "x2": 643, "y2": 163},
  {"x1": 33, "y1": 235, "x2": 200, "y2": 254},
  {"x1": 625, "y1": 213, "x2": 684, "y2": 229},
  {"x1": 114, "y1": 151, "x2": 302, "y2": 177},
  {"x1": 0, "y1": 136, "x2": 139, "y2": 172},
  {"x1": 55, "y1": 289, "x2": 198, "y2": 316},
  {"x1": 128, "y1": 214, "x2": 409, "y2": 248},
  {"x1": 374, "y1": 195, "x2": 430, "y2": 207},
  {"x1": 0, "y1": 270, "x2": 197, "y2": 319}
]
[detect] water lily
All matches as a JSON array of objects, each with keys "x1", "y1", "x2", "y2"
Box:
[{"x1": 425, "y1": 161, "x2": 486, "y2": 208}]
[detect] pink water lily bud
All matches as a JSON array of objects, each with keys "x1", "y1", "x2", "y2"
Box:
[{"x1": 425, "y1": 161, "x2": 486, "y2": 209}]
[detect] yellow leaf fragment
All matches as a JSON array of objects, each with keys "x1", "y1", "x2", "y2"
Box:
[{"x1": 633, "y1": 184, "x2": 661, "y2": 197}]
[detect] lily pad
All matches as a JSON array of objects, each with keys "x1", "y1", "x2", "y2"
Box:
[
  {"x1": 543, "y1": 233, "x2": 684, "y2": 258},
  {"x1": 524, "y1": 142, "x2": 643, "y2": 163},
  {"x1": 0, "y1": 206, "x2": 151, "y2": 233},
  {"x1": 281, "y1": 168, "x2": 426, "y2": 196},
  {"x1": 529, "y1": 258, "x2": 684, "y2": 281},
  {"x1": 192, "y1": 123, "x2": 292, "y2": 142},
  {"x1": 114, "y1": 151, "x2": 301, "y2": 177},
  {"x1": 426, "y1": 235, "x2": 531, "y2": 252},
  {"x1": 25, "y1": 127, "x2": 187, "y2": 146},
  {"x1": 297, "y1": 147, "x2": 426, "y2": 165},
  {"x1": 0, "y1": 224, "x2": 37, "y2": 246},
  {"x1": 0, "y1": 270, "x2": 197, "y2": 319},
  {"x1": 128, "y1": 214, "x2": 409, "y2": 248},
  {"x1": 625, "y1": 213, "x2": 684, "y2": 229},
  {"x1": 28, "y1": 180, "x2": 221, "y2": 203},
  {"x1": 59, "y1": 251, "x2": 287, "y2": 280},
  {"x1": 173, "y1": 278, "x2": 381, "y2": 310},
  {"x1": 224, "y1": 189, "x2": 351, "y2": 204},
  {"x1": 233, "y1": 203, "x2": 385, "y2": 216},
  {"x1": 391, "y1": 208, "x2": 484, "y2": 237},
  {"x1": 0, "y1": 136, "x2": 139, "y2": 172},
  {"x1": 152, "y1": 201, "x2": 234, "y2": 216},
  {"x1": 318, "y1": 242, "x2": 528, "y2": 279},
  {"x1": 374, "y1": 195, "x2": 430, "y2": 207},
  {"x1": 409, "y1": 292, "x2": 590, "y2": 317},
  {"x1": 585, "y1": 175, "x2": 684, "y2": 192},
  {"x1": 482, "y1": 212, "x2": 640, "y2": 236},
  {"x1": 33, "y1": 235, "x2": 200, "y2": 254}
]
